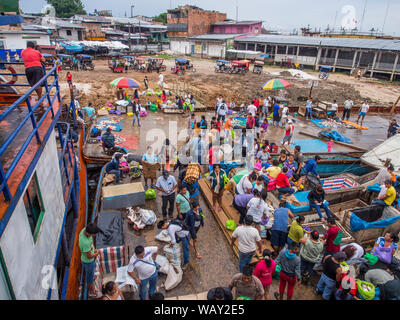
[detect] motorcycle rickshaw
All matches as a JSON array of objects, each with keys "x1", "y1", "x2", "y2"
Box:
[
  {"x1": 252, "y1": 60, "x2": 264, "y2": 74},
  {"x1": 77, "y1": 54, "x2": 95, "y2": 71},
  {"x1": 108, "y1": 51, "x2": 124, "y2": 73},
  {"x1": 319, "y1": 65, "x2": 332, "y2": 80},
  {"x1": 171, "y1": 58, "x2": 196, "y2": 75},
  {"x1": 122, "y1": 56, "x2": 135, "y2": 70},
  {"x1": 57, "y1": 54, "x2": 73, "y2": 70},
  {"x1": 150, "y1": 57, "x2": 166, "y2": 73},
  {"x1": 228, "y1": 60, "x2": 250, "y2": 74},
  {"x1": 215, "y1": 59, "x2": 230, "y2": 73},
  {"x1": 42, "y1": 53, "x2": 55, "y2": 69},
  {"x1": 133, "y1": 56, "x2": 151, "y2": 72}
]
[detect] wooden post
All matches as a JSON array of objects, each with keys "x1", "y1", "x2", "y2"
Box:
[{"x1": 390, "y1": 95, "x2": 400, "y2": 116}]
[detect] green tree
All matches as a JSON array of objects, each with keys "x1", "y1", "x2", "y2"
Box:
[
  {"x1": 46, "y1": 0, "x2": 86, "y2": 18},
  {"x1": 153, "y1": 12, "x2": 167, "y2": 25}
]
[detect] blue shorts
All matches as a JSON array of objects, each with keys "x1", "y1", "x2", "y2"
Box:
[
  {"x1": 271, "y1": 230, "x2": 287, "y2": 248},
  {"x1": 359, "y1": 112, "x2": 366, "y2": 117},
  {"x1": 82, "y1": 260, "x2": 96, "y2": 284}
]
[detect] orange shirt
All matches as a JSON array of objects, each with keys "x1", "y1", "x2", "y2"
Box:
[
  {"x1": 224, "y1": 118, "x2": 232, "y2": 130},
  {"x1": 21, "y1": 47, "x2": 43, "y2": 69}
]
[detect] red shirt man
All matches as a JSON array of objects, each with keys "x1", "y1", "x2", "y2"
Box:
[
  {"x1": 246, "y1": 115, "x2": 255, "y2": 129},
  {"x1": 20, "y1": 42, "x2": 46, "y2": 99},
  {"x1": 324, "y1": 219, "x2": 341, "y2": 254},
  {"x1": 21, "y1": 46, "x2": 43, "y2": 69},
  {"x1": 253, "y1": 98, "x2": 260, "y2": 108},
  {"x1": 66, "y1": 72, "x2": 72, "y2": 82}
]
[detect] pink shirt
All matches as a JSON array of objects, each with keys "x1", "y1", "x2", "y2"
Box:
[
  {"x1": 253, "y1": 259, "x2": 276, "y2": 286},
  {"x1": 327, "y1": 141, "x2": 334, "y2": 153}
]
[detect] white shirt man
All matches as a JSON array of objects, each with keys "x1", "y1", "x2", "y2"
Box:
[
  {"x1": 247, "y1": 104, "x2": 257, "y2": 117},
  {"x1": 127, "y1": 246, "x2": 158, "y2": 280},
  {"x1": 360, "y1": 102, "x2": 369, "y2": 113},
  {"x1": 232, "y1": 224, "x2": 261, "y2": 254},
  {"x1": 344, "y1": 99, "x2": 353, "y2": 110},
  {"x1": 281, "y1": 106, "x2": 289, "y2": 119},
  {"x1": 236, "y1": 174, "x2": 253, "y2": 194},
  {"x1": 158, "y1": 73, "x2": 164, "y2": 87},
  {"x1": 331, "y1": 102, "x2": 338, "y2": 112}
]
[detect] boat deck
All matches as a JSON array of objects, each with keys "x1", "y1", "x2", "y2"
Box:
[{"x1": 0, "y1": 95, "x2": 61, "y2": 219}]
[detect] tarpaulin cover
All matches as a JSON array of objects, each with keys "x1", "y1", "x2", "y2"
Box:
[
  {"x1": 219, "y1": 161, "x2": 241, "y2": 175},
  {"x1": 367, "y1": 183, "x2": 381, "y2": 192},
  {"x1": 350, "y1": 210, "x2": 400, "y2": 232},
  {"x1": 290, "y1": 139, "x2": 334, "y2": 153},
  {"x1": 286, "y1": 190, "x2": 330, "y2": 213},
  {"x1": 312, "y1": 119, "x2": 348, "y2": 129},
  {"x1": 0, "y1": 15, "x2": 23, "y2": 26},
  {"x1": 318, "y1": 130, "x2": 352, "y2": 144},
  {"x1": 96, "y1": 211, "x2": 124, "y2": 249}
]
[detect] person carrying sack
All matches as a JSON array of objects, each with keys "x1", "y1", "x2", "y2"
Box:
[{"x1": 127, "y1": 245, "x2": 159, "y2": 300}]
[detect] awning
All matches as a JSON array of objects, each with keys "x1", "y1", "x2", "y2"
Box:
[
  {"x1": 0, "y1": 15, "x2": 24, "y2": 26},
  {"x1": 361, "y1": 134, "x2": 400, "y2": 174}
]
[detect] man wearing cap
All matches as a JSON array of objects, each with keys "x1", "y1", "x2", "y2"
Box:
[
  {"x1": 387, "y1": 119, "x2": 400, "y2": 138},
  {"x1": 231, "y1": 215, "x2": 263, "y2": 273},
  {"x1": 315, "y1": 251, "x2": 346, "y2": 300},
  {"x1": 155, "y1": 170, "x2": 178, "y2": 220},
  {"x1": 372, "y1": 179, "x2": 397, "y2": 207},
  {"x1": 282, "y1": 119, "x2": 294, "y2": 146},
  {"x1": 79, "y1": 223, "x2": 100, "y2": 298}
]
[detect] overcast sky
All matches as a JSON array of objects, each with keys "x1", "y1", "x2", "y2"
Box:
[{"x1": 20, "y1": 0, "x2": 400, "y2": 35}]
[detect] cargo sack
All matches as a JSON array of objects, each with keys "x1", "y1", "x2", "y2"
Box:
[
  {"x1": 184, "y1": 163, "x2": 200, "y2": 184},
  {"x1": 374, "y1": 244, "x2": 394, "y2": 264},
  {"x1": 155, "y1": 230, "x2": 172, "y2": 243},
  {"x1": 356, "y1": 280, "x2": 375, "y2": 300},
  {"x1": 139, "y1": 209, "x2": 157, "y2": 225},
  {"x1": 164, "y1": 244, "x2": 182, "y2": 266},
  {"x1": 145, "y1": 188, "x2": 156, "y2": 200},
  {"x1": 333, "y1": 229, "x2": 343, "y2": 246},
  {"x1": 232, "y1": 169, "x2": 250, "y2": 184},
  {"x1": 165, "y1": 264, "x2": 183, "y2": 291},
  {"x1": 155, "y1": 254, "x2": 170, "y2": 275},
  {"x1": 225, "y1": 219, "x2": 237, "y2": 231}
]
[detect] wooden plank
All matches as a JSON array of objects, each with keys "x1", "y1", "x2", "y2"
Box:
[
  {"x1": 199, "y1": 178, "x2": 272, "y2": 264},
  {"x1": 342, "y1": 120, "x2": 369, "y2": 130}
]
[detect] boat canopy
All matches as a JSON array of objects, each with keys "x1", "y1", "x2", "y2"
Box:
[
  {"x1": 175, "y1": 58, "x2": 188, "y2": 63},
  {"x1": 217, "y1": 59, "x2": 230, "y2": 63}
]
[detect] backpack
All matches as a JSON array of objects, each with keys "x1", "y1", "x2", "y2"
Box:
[
  {"x1": 170, "y1": 218, "x2": 190, "y2": 241},
  {"x1": 90, "y1": 127, "x2": 101, "y2": 138},
  {"x1": 220, "y1": 104, "x2": 225, "y2": 110}
]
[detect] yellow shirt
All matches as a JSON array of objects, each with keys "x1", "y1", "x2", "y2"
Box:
[
  {"x1": 288, "y1": 220, "x2": 304, "y2": 243},
  {"x1": 265, "y1": 166, "x2": 281, "y2": 179},
  {"x1": 384, "y1": 186, "x2": 396, "y2": 206}
]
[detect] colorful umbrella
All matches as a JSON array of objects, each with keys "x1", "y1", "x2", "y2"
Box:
[
  {"x1": 110, "y1": 77, "x2": 142, "y2": 89},
  {"x1": 261, "y1": 78, "x2": 291, "y2": 90}
]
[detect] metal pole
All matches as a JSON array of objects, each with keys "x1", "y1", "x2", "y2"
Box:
[
  {"x1": 382, "y1": 0, "x2": 391, "y2": 34},
  {"x1": 360, "y1": 0, "x2": 368, "y2": 32}
]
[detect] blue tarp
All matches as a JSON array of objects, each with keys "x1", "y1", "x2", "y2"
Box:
[
  {"x1": 350, "y1": 212, "x2": 400, "y2": 232},
  {"x1": 0, "y1": 15, "x2": 24, "y2": 26},
  {"x1": 290, "y1": 138, "x2": 335, "y2": 153},
  {"x1": 367, "y1": 183, "x2": 381, "y2": 192},
  {"x1": 312, "y1": 119, "x2": 348, "y2": 129},
  {"x1": 217, "y1": 60, "x2": 230, "y2": 63},
  {"x1": 319, "y1": 130, "x2": 352, "y2": 144},
  {"x1": 59, "y1": 42, "x2": 83, "y2": 52},
  {"x1": 219, "y1": 161, "x2": 241, "y2": 175}
]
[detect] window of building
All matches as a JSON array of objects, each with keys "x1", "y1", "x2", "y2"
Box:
[
  {"x1": 23, "y1": 173, "x2": 45, "y2": 241},
  {"x1": 277, "y1": 45, "x2": 286, "y2": 54},
  {"x1": 0, "y1": 41, "x2": 4, "y2": 50},
  {"x1": 66, "y1": 30, "x2": 72, "y2": 36},
  {"x1": 202, "y1": 43, "x2": 207, "y2": 52},
  {"x1": 287, "y1": 46, "x2": 297, "y2": 55},
  {"x1": 298, "y1": 46, "x2": 318, "y2": 57}
]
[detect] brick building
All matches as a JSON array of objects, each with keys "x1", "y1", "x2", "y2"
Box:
[{"x1": 167, "y1": 5, "x2": 226, "y2": 38}]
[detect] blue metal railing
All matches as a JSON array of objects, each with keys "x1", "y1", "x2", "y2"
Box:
[{"x1": 0, "y1": 64, "x2": 61, "y2": 201}]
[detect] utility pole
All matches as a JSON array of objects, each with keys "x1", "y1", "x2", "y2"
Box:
[
  {"x1": 382, "y1": 0, "x2": 391, "y2": 34},
  {"x1": 129, "y1": 5, "x2": 134, "y2": 53},
  {"x1": 360, "y1": 0, "x2": 368, "y2": 32},
  {"x1": 236, "y1": 0, "x2": 238, "y2": 22}
]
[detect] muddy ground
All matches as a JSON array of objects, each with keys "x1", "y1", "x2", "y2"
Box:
[{"x1": 12, "y1": 57, "x2": 395, "y2": 112}]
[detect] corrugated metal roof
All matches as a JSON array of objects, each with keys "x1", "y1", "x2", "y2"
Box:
[
  {"x1": 189, "y1": 33, "x2": 244, "y2": 40},
  {"x1": 236, "y1": 35, "x2": 400, "y2": 51},
  {"x1": 361, "y1": 135, "x2": 400, "y2": 173},
  {"x1": 213, "y1": 20, "x2": 262, "y2": 26}
]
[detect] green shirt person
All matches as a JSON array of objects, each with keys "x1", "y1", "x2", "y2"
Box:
[
  {"x1": 175, "y1": 185, "x2": 191, "y2": 220},
  {"x1": 79, "y1": 223, "x2": 100, "y2": 298}
]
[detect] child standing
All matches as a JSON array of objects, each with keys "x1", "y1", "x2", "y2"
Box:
[{"x1": 327, "y1": 138, "x2": 334, "y2": 153}]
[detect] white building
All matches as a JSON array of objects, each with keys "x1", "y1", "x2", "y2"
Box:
[
  {"x1": 170, "y1": 33, "x2": 243, "y2": 58},
  {"x1": 0, "y1": 30, "x2": 50, "y2": 50}
]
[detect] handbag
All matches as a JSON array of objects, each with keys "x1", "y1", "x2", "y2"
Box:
[{"x1": 374, "y1": 244, "x2": 393, "y2": 264}]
